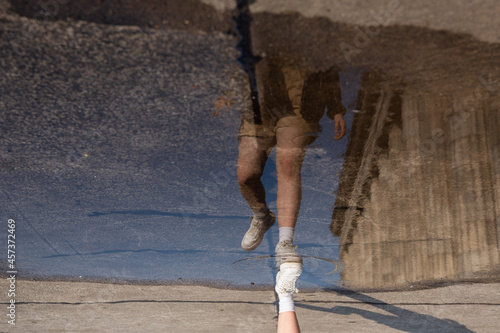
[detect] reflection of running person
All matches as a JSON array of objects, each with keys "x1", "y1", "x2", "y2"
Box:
[{"x1": 237, "y1": 59, "x2": 346, "y2": 256}]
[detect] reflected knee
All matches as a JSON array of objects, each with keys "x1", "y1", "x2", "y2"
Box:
[
  {"x1": 277, "y1": 158, "x2": 301, "y2": 180},
  {"x1": 237, "y1": 169, "x2": 262, "y2": 186}
]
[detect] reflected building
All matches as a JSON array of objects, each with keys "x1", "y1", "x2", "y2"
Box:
[{"x1": 332, "y1": 71, "x2": 500, "y2": 289}]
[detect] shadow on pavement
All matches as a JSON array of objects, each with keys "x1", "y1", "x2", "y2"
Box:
[{"x1": 297, "y1": 287, "x2": 474, "y2": 333}]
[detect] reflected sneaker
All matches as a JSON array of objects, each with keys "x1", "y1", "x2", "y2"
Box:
[
  {"x1": 275, "y1": 240, "x2": 301, "y2": 267},
  {"x1": 275, "y1": 262, "x2": 303, "y2": 296},
  {"x1": 241, "y1": 211, "x2": 276, "y2": 251}
]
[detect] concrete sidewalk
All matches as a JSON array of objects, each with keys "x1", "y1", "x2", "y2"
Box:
[{"x1": 1, "y1": 279, "x2": 499, "y2": 332}]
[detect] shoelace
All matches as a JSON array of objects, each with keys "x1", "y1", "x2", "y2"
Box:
[
  {"x1": 248, "y1": 219, "x2": 265, "y2": 234},
  {"x1": 277, "y1": 276, "x2": 299, "y2": 295}
]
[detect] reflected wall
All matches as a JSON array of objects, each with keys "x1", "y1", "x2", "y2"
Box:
[{"x1": 333, "y1": 74, "x2": 500, "y2": 289}]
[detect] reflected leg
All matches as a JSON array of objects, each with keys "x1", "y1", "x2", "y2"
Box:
[
  {"x1": 237, "y1": 136, "x2": 275, "y2": 216},
  {"x1": 275, "y1": 127, "x2": 313, "y2": 228}
]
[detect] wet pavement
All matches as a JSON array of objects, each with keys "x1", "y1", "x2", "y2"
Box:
[
  {"x1": 0, "y1": 0, "x2": 358, "y2": 290},
  {"x1": 0, "y1": 0, "x2": 500, "y2": 332}
]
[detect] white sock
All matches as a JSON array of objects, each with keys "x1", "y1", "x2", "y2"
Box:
[
  {"x1": 279, "y1": 227, "x2": 294, "y2": 243},
  {"x1": 278, "y1": 294, "x2": 295, "y2": 313}
]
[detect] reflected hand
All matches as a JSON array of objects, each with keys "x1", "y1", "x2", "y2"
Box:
[{"x1": 334, "y1": 114, "x2": 346, "y2": 140}]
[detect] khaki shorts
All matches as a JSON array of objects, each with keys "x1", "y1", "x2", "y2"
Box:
[
  {"x1": 238, "y1": 64, "x2": 321, "y2": 140},
  {"x1": 238, "y1": 114, "x2": 320, "y2": 139}
]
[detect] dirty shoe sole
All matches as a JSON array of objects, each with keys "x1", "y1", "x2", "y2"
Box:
[
  {"x1": 275, "y1": 262, "x2": 303, "y2": 295},
  {"x1": 275, "y1": 240, "x2": 301, "y2": 267}
]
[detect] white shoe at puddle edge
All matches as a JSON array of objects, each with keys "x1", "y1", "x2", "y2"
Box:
[
  {"x1": 275, "y1": 240, "x2": 301, "y2": 267},
  {"x1": 275, "y1": 262, "x2": 303, "y2": 296},
  {"x1": 241, "y1": 211, "x2": 276, "y2": 251}
]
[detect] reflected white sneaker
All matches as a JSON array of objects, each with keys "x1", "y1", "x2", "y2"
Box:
[
  {"x1": 275, "y1": 262, "x2": 303, "y2": 296},
  {"x1": 241, "y1": 211, "x2": 276, "y2": 251},
  {"x1": 275, "y1": 240, "x2": 300, "y2": 267}
]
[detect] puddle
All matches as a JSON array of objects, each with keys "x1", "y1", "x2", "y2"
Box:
[{"x1": 1, "y1": 0, "x2": 499, "y2": 292}]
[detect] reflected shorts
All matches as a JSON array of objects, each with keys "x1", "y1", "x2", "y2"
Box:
[{"x1": 238, "y1": 65, "x2": 320, "y2": 141}]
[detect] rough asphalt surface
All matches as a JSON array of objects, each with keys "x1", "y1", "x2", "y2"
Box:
[
  {"x1": 0, "y1": 0, "x2": 348, "y2": 289},
  {"x1": 0, "y1": 2, "x2": 266, "y2": 285}
]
